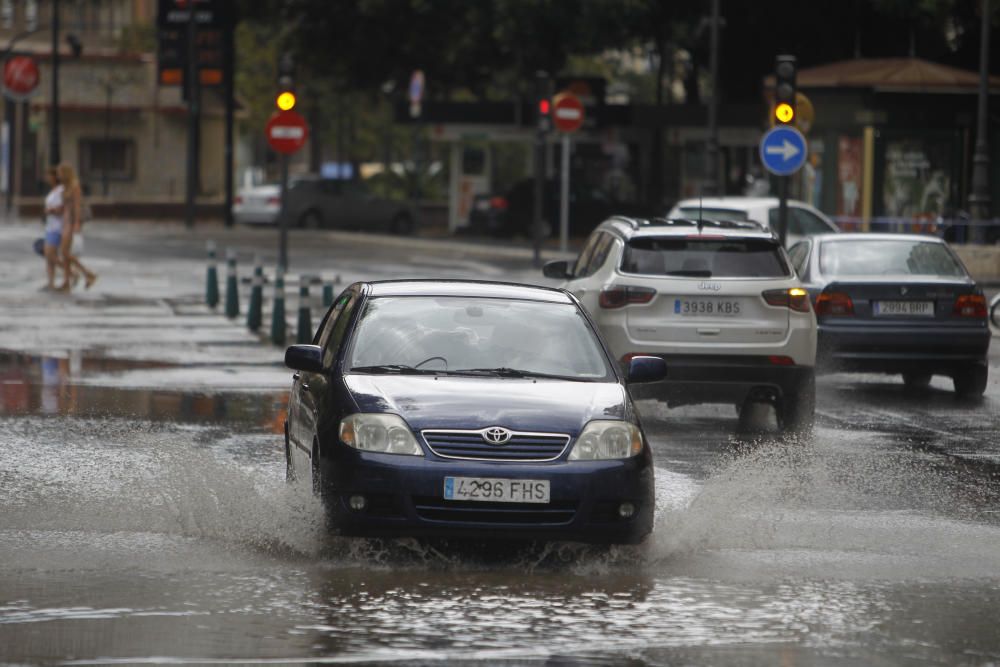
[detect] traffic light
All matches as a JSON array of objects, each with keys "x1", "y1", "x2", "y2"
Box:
[
  {"x1": 773, "y1": 55, "x2": 796, "y2": 125},
  {"x1": 537, "y1": 96, "x2": 551, "y2": 133},
  {"x1": 276, "y1": 52, "x2": 295, "y2": 110}
]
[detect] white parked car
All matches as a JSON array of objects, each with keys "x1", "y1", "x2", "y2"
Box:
[
  {"x1": 666, "y1": 197, "x2": 839, "y2": 247},
  {"x1": 233, "y1": 183, "x2": 281, "y2": 225},
  {"x1": 544, "y1": 216, "x2": 818, "y2": 432}
]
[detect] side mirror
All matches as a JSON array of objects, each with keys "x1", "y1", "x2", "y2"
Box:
[
  {"x1": 543, "y1": 260, "x2": 571, "y2": 280},
  {"x1": 627, "y1": 355, "x2": 667, "y2": 384},
  {"x1": 285, "y1": 344, "x2": 323, "y2": 373}
]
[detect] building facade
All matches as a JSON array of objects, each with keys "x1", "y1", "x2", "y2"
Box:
[{"x1": 1, "y1": 0, "x2": 227, "y2": 218}]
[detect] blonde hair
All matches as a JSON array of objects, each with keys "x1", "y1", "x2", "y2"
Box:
[{"x1": 57, "y1": 162, "x2": 79, "y2": 191}]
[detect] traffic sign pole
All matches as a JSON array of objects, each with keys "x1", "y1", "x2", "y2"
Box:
[
  {"x1": 279, "y1": 153, "x2": 289, "y2": 271},
  {"x1": 560, "y1": 134, "x2": 570, "y2": 252}
]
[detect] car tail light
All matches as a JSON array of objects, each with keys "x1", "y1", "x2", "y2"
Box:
[
  {"x1": 953, "y1": 294, "x2": 987, "y2": 318},
  {"x1": 599, "y1": 286, "x2": 657, "y2": 309},
  {"x1": 267, "y1": 196, "x2": 280, "y2": 206},
  {"x1": 768, "y1": 355, "x2": 795, "y2": 366},
  {"x1": 815, "y1": 291, "x2": 854, "y2": 316},
  {"x1": 490, "y1": 196, "x2": 509, "y2": 210},
  {"x1": 762, "y1": 287, "x2": 811, "y2": 313}
]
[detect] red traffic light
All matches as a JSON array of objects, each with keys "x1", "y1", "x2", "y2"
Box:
[{"x1": 538, "y1": 99, "x2": 551, "y2": 115}]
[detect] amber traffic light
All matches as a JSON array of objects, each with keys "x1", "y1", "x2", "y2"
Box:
[
  {"x1": 774, "y1": 102, "x2": 794, "y2": 123},
  {"x1": 774, "y1": 55, "x2": 796, "y2": 125},
  {"x1": 276, "y1": 91, "x2": 296, "y2": 111}
]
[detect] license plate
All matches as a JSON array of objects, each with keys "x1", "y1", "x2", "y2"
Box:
[
  {"x1": 444, "y1": 477, "x2": 550, "y2": 504},
  {"x1": 873, "y1": 300, "x2": 934, "y2": 317},
  {"x1": 674, "y1": 298, "x2": 742, "y2": 316}
]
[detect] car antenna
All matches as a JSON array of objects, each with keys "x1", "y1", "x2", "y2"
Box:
[{"x1": 698, "y1": 192, "x2": 703, "y2": 232}]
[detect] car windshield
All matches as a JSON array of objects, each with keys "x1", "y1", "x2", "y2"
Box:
[
  {"x1": 347, "y1": 296, "x2": 612, "y2": 380},
  {"x1": 820, "y1": 239, "x2": 966, "y2": 277},
  {"x1": 621, "y1": 237, "x2": 789, "y2": 278}
]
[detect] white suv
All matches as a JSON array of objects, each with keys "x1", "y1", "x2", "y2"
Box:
[{"x1": 544, "y1": 217, "x2": 818, "y2": 432}]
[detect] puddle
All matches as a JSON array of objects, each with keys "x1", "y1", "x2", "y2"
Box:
[{"x1": 0, "y1": 350, "x2": 287, "y2": 430}]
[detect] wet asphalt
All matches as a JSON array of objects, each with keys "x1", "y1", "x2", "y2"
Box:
[{"x1": 1, "y1": 221, "x2": 999, "y2": 665}]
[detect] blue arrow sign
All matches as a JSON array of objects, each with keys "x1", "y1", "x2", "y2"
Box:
[{"x1": 759, "y1": 126, "x2": 808, "y2": 176}]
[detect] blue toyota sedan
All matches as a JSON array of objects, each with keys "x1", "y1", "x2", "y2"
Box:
[{"x1": 283, "y1": 280, "x2": 666, "y2": 544}]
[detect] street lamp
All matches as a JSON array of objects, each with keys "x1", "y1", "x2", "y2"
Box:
[{"x1": 968, "y1": 0, "x2": 992, "y2": 243}]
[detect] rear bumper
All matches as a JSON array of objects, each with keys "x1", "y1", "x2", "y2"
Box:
[
  {"x1": 817, "y1": 322, "x2": 990, "y2": 373},
  {"x1": 317, "y1": 446, "x2": 655, "y2": 544},
  {"x1": 628, "y1": 354, "x2": 814, "y2": 407}
]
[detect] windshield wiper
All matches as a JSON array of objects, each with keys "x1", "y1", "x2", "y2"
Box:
[
  {"x1": 350, "y1": 364, "x2": 440, "y2": 375},
  {"x1": 457, "y1": 367, "x2": 581, "y2": 380}
]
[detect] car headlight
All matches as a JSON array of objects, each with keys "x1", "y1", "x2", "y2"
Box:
[
  {"x1": 568, "y1": 420, "x2": 643, "y2": 460},
  {"x1": 339, "y1": 413, "x2": 423, "y2": 456}
]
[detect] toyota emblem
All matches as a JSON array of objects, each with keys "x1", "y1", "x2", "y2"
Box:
[{"x1": 481, "y1": 427, "x2": 512, "y2": 445}]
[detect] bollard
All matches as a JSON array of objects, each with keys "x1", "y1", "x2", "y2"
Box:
[
  {"x1": 322, "y1": 276, "x2": 334, "y2": 308},
  {"x1": 205, "y1": 241, "x2": 219, "y2": 308},
  {"x1": 224, "y1": 248, "x2": 240, "y2": 318},
  {"x1": 296, "y1": 279, "x2": 313, "y2": 344},
  {"x1": 246, "y1": 258, "x2": 263, "y2": 332},
  {"x1": 270, "y1": 270, "x2": 286, "y2": 346}
]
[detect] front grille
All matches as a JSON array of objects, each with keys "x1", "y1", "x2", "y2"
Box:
[
  {"x1": 412, "y1": 496, "x2": 577, "y2": 525},
  {"x1": 421, "y1": 429, "x2": 571, "y2": 462}
]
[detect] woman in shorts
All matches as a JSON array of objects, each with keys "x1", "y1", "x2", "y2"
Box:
[
  {"x1": 57, "y1": 162, "x2": 97, "y2": 291},
  {"x1": 42, "y1": 167, "x2": 64, "y2": 291}
]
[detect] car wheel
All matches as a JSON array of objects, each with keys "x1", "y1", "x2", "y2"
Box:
[
  {"x1": 310, "y1": 441, "x2": 336, "y2": 529},
  {"x1": 902, "y1": 372, "x2": 932, "y2": 389},
  {"x1": 390, "y1": 213, "x2": 415, "y2": 235},
  {"x1": 991, "y1": 296, "x2": 1000, "y2": 328},
  {"x1": 299, "y1": 210, "x2": 323, "y2": 229},
  {"x1": 779, "y1": 372, "x2": 815, "y2": 435},
  {"x1": 952, "y1": 364, "x2": 988, "y2": 399}
]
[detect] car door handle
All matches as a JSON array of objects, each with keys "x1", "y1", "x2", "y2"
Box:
[{"x1": 697, "y1": 328, "x2": 721, "y2": 336}]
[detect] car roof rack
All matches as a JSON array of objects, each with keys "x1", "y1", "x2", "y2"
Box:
[{"x1": 609, "y1": 216, "x2": 765, "y2": 232}]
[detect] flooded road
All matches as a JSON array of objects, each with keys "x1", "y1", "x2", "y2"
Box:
[{"x1": 3, "y1": 351, "x2": 1000, "y2": 665}]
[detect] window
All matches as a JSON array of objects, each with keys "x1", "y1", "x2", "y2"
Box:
[
  {"x1": 79, "y1": 138, "x2": 135, "y2": 182},
  {"x1": 621, "y1": 238, "x2": 790, "y2": 278},
  {"x1": 678, "y1": 207, "x2": 749, "y2": 221},
  {"x1": 788, "y1": 241, "x2": 810, "y2": 276},
  {"x1": 347, "y1": 297, "x2": 612, "y2": 379},
  {"x1": 318, "y1": 292, "x2": 357, "y2": 367},
  {"x1": 820, "y1": 240, "x2": 966, "y2": 278},
  {"x1": 573, "y1": 231, "x2": 604, "y2": 277},
  {"x1": 584, "y1": 233, "x2": 616, "y2": 276},
  {"x1": 791, "y1": 208, "x2": 836, "y2": 235}
]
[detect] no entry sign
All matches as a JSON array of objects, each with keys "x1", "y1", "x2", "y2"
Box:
[
  {"x1": 3, "y1": 56, "x2": 40, "y2": 100},
  {"x1": 552, "y1": 91, "x2": 584, "y2": 133},
  {"x1": 266, "y1": 110, "x2": 308, "y2": 155}
]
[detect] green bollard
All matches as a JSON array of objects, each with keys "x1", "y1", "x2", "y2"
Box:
[
  {"x1": 271, "y1": 270, "x2": 286, "y2": 346},
  {"x1": 322, "y1": 277, "x2": 334, "y2": 308},
  {"x1": 205, "y1": 241, "x2": 219, "y2": 308},
  {"x1": 224, "y1": 248, "x2": 240, "y2": 318},
  {"x1": 296, "y1": 279, "x2": 313, "y2": 344},
  {"x1": 246, "y1": 259, "x2": 263, "y2": 332}
]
